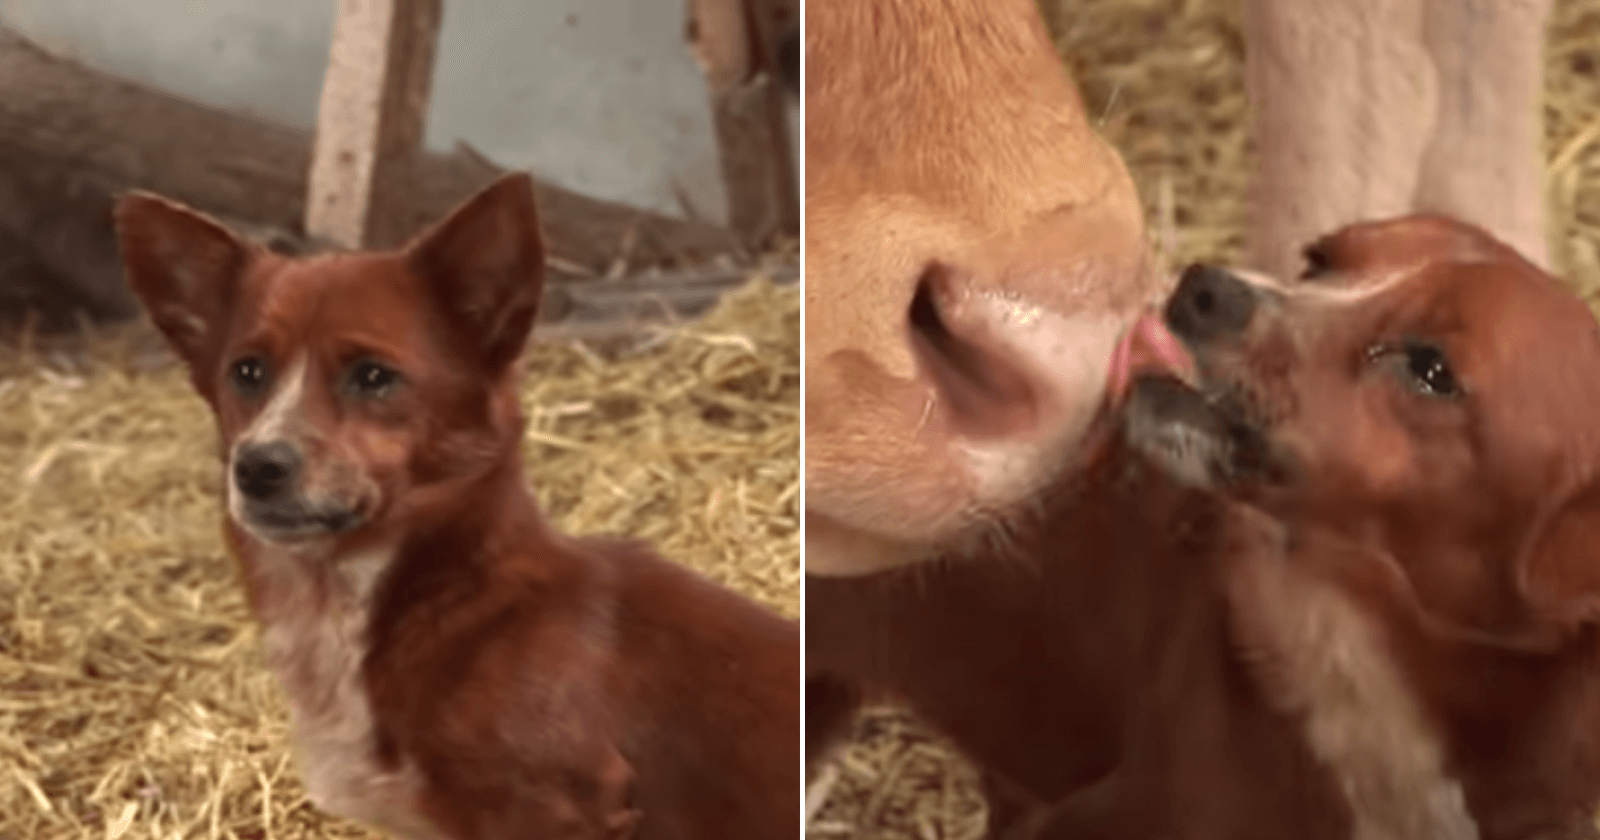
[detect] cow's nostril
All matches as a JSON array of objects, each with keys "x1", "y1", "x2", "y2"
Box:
[
  {"x1": 909, "y1": 268, "x2": 1005, "y2": 400},
  {"x1": 906, "y1": 263, "x2": 1038, "y2": 438},
  {"x1": 908, "y1": 276, "x2": 945, "y2": 338}
]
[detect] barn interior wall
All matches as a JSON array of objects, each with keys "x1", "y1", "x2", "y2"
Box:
[{"x1": 0, "y1": 0, "x2": 762, "y2": 225}]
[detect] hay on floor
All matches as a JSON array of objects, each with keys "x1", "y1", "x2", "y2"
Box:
[
  {"x1": 807, "y1": 0, "x2": 1600, "y2": 837},
  {"x1": 0, "y1": 276, "x2": 797, "y2": 840}
]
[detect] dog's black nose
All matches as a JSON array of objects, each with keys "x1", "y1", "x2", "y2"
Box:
[
  {"x1": 1166, "y1": 264, "x2": 1258, "y2": 344},
  {"x1": 233, "y1": 442, "x2": 301, "y2": 501}
]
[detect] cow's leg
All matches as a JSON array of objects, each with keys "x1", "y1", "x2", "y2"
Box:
[
  {"x1": 1241, "y1": 0, "x2": 1437, "y2": 280},
  {"x1": 1414, "y1": 0, "x2": 1553, "y2": 269}
]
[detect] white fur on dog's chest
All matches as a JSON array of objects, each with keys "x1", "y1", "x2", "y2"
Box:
[
  {"x1": 252, "y1": 543, "x2": 442, "y2": 840},
  {"x1": 1227, "y1": 549, "x2": 1480, "y2": 840}
]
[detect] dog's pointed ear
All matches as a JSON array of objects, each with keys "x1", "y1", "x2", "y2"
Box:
[
  {"x1": 404, "y1": 172, "x2": 545, "y2": 374},
  {"x1": 114, "y1": 192, "x2": 255, "y2": 386},
  {"x1": 1517, "y1": 480, "x2": 1600, "y2": 626}
]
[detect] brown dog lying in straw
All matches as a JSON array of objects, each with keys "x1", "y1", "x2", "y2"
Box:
[{"x1": 810, "y1": 215, "x2": 1600, "y2": 840}]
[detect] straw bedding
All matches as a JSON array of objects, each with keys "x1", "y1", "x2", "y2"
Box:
[
  {"x1": 807, "y1": 0, "x2": 1600, "y2": 837},
  {"x1": 0, "y1": 274, "x2": 797, "y2": 839}
]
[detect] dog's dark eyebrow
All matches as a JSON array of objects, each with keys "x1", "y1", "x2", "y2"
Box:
[
  {"x1": 327, "y1": 334, "x2": 428, "y2": 370},
  {"x1": 231, "y1": 326, "x2": 281, "y2": 358}
]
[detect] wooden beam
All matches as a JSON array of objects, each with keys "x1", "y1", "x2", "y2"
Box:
[
  {"x1": 687, "y1": 0, "x2": 799, "y2": 248},
  {"x1": 305, "y1": 0, "x2": 443, "y2": 250},
  {"x1": 0, "y1": 26, "x2": 741, "y2": 332}
]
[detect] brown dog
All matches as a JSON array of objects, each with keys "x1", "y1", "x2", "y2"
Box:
[
  {"x1": 810, "y1": 216, "x2": 1600, "y2": 840},
  {"x1": 116, "y1": 174, "x2": 799, "y2": 839}
]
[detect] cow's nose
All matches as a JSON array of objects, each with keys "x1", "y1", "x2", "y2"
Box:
[
  {"x1": 233, "y1": 442, "x2": 301, "y2": 501},
  {"x1": 1165, "y1": 264, "x2": 1258, "y2": 344}
]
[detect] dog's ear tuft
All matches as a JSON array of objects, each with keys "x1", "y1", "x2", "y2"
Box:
[
  {"x1": 404, "y1": 172, "x2": 545, "y2": 374},
  {"x1": 115, "y1": 192, "x2": 254, "y2": 381},
  {"x1": 1516, "y1": 480, "x2": 1600, "y2": 626}
]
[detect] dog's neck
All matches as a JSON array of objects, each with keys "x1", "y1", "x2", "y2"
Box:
[
  {"x1": 1378, "y1": 599, "x2": 1600, "y2": 840},
  {"x1": 221, "y1": 522, "x2": 430, "y2": 835},
  {"x1": 1229, "y1": 518, "x2": 1600, "y2": 840},
  {"x1": 219, "y1": 439, "x2": 547, "y2": 839},
  {"x1": 1223, "y1": 533, "x2": 1480, "y2": 840},
  {"x1": 1052, "y1": 444, "x2": 1476, "y2": 839},
  {"x1": 220, "y1": 421, "x2": 544, "y2": 702}
]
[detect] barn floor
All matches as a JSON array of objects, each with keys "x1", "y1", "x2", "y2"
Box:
[
  {"x1": 806, "y1": 0, "x2": 1600, "y2": 837},
  {"x1": 0, "y1": 276, "x2": 797, "y2": 839}
]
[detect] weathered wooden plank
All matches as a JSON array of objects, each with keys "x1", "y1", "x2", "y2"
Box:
[
  {"x1": 305, "y1": 0, "x2": 443, "y2": 249},
  {"x1": 0, "y1": 27, "x2": 733, "y2": 270},
  {"x1": 686, "y1": 0, "x2": 800, "y2": 248},
  {"x1": 548, "y1": 263, "x2": 798, "y2": 326}
]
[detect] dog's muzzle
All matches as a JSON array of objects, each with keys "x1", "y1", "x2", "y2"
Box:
[
  {"x1": 230, "y1": 441, "x2": 364, "y2": 540},
  {"x1": 234, "y1": 441, "x2": 300, "y2": 502},
  {"x1": 1124, "y1": 264, "x2": 1277, "y2": 488}
]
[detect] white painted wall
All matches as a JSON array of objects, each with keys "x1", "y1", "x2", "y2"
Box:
[{"x1": 0, "y1": 0, "x2": 739, "y2": 223}]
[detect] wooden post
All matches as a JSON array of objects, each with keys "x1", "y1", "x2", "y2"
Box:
[
  {"x1": 687, "y1": 0, "x2": 800, "y2": 249},
  {"x1": 305, "y1": 0, "x2": 443, "y2": 250}
]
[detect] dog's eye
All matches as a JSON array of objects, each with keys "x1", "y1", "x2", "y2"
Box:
[
  {"x1": 1403, "y1": 343, "x2": 1460, "y2": 397},
  {"x1": 348, "y1": 361, "x2": 402, "y2": 398},
  {"x1": 230, "y1": 357, "x2": 268, "y2": 394}
]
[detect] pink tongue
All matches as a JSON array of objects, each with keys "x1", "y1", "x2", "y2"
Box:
[{"x1": 1108, "y1": 312, "x2": 1196, "y2": 402}]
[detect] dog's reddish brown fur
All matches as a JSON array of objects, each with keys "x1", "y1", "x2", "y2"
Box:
[
  {"x1": 116, "y1": 174, "x2": 799, "y2": 840},
  {"x1": 809, "y1": 216, "x2": 1600, "y2": 840}
]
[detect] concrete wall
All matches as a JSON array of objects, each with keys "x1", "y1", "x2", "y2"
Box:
[{"x1": 0, "y1": 0, "x2": 738, "y2": 223}]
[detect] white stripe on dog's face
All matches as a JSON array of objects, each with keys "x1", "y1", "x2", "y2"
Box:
[
  {"x1": 1225, "y1": 267, "x2": 1287, "y2": 291},
  {"x1": 227, "y1": 354, "x2": 309, "y2": 524},
  {"x1": 243, "y1": 354, "x2": 310, "y2": 445},
  {"x1": 1230, "y1": 265, "x2": 1423, "y2": 306}
]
